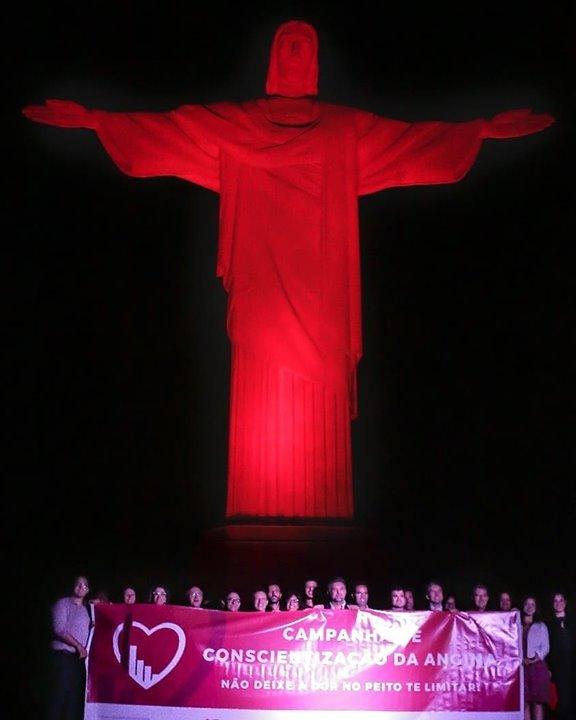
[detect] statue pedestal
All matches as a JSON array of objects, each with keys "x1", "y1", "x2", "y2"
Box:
[{"x1": 192, "y1": 523, "x2": 385, "y2": 605}]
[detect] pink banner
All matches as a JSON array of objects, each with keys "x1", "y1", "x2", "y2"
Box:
[{"x1": 86, "y1": 605, "x2": 522, "y2": 719}]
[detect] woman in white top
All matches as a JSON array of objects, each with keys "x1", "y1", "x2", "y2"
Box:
[{"x1": 521, "y1": 595, "x2": 550, "y2": 720}]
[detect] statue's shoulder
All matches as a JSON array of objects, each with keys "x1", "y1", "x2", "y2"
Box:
[
  {"x1": 317, "y1": 102, "x2": 381, "y2": 137},
  {"x1": 174, "y1": 101, "x2": 245, "y2": 118},
  {"x1": 321, "y1": 101, "x2": 357, "y2": 115},
  {"x1": 212, "y1": 100, "x2": 262, "y2": 126},
  {"x1": 320, "y1": 102, "x2": 383, "y2": 127},
  {"x1": 207, "y1": 100, "x2": 245, "y2": 114}
]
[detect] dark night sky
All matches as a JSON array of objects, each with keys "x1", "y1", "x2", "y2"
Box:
[{"x1": 4, "y1": 1, "x2": 575, "y2": 708}]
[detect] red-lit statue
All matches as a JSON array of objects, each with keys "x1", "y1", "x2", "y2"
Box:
[{"x1": 24, "y1": 21, "x2": 553, "y2": 519}]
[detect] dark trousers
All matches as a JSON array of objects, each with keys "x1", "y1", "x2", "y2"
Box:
[
  {"x1": 46, "y1": 650, "x2": 86, "y2": 720},
  {"x1": 553, "y1": 668, "x2": 574, "y2": 720}
]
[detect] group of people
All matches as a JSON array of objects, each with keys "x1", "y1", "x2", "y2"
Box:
[{"x1": 49, "y1": 574, "x2": 574, "y2": 720}]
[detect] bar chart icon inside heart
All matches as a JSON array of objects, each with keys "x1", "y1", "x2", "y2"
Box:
[{"x1": 112, "y1": 622, "x2": 186, "y2": 689}]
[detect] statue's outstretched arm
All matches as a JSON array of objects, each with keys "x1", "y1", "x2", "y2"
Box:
[
  {"x1": 481, "y1": 109, "x2": 554, "y2": 139},
  {"x1": 357, "y1": 108, "x2": 555, "y2": 196},
  {"x1": 23, "y1": 99, "x2": 220, "y2": 192},
  {"x1": 23, "y1": 99, "x2": 96, "y2": 128}
]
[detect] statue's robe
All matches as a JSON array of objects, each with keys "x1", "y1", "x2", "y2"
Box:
[{"x1": 89, "y1": 97, "x2": 485, "y2": 517}]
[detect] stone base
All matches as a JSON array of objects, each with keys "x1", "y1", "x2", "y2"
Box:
[{"x1": 191, "y1": 523, "x2": 385, "y2": 605}]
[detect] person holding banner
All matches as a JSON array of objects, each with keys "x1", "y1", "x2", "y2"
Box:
[
  {"x1": 224, "y1": 591, "x2": 242, "y2": 611},
  {"x1": 303, "y1": 579, "x2": 318, "y2": 608},
  {"x1": 404, "y1": 588, "x2": 415, "y2": 611},
  {"x1": 445, "y1": 594, "x2": 458, "y2": 612},
  {"x1": 48, "y1": 575, "x2": 91, "y2": 720},
  {"x1": 89, "y1": 589, "x2": 111, "y2": 605},
  {"x1": 267, "y1": 583, "x2": 283, "y2": 612},
  {"x1": 149, "y1": 585, "x2": 170, "y2": 605},
  {"x1": 498, "y1": 590, "x2": 515, "y2": 612},
  {"x1": 186, "y1": 585, "x2": 204, "y2": 608},
  {"x1": 471, "y1": 583, "x2": 490, "y2": 612},
  {"x1": 122, "y1": 586, "x2": 137, "y2": 604},
  {"x1": 324, "y1": 577, "x2": 349, "y2": 610},
  {"x1": 426, "y1": 581, "x2": 444, "y2": 611},
  {"x1": 252, "y1": 589, "x2": 268, "y2": 612},
  {"x1": 352, "y1": 583, "x2": 370, "y2": 610},
  {"x1": 389, "y1": 586, "x2": 407, "y2": 611},
  {"x1": 285, "y1": 592, "x2": 301, "y2": 611}
]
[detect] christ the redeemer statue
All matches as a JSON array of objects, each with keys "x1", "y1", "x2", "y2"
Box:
[{"x1": 24, "y1": 21, "x2": 553, "y2": 520}]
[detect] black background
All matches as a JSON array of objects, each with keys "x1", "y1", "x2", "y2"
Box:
[{"x1": 5, "y1": 1, "x2": 574, "y2": 712}]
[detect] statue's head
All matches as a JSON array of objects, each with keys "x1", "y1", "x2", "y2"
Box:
[{"x1": 266, "y1": 20, "x2": 318, "y2": 98}]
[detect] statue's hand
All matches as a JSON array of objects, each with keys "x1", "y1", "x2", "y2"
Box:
[
  {"x1": 22, "y1": 99, "x2": 97, "y2": 129},
  {"x1": 484, "y1": 109, "x2": 554, "y2": 139}
]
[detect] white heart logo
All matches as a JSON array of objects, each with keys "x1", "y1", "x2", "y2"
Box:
[{"x1": 112, "y1": 621, "x2": 186, "y2": 689}]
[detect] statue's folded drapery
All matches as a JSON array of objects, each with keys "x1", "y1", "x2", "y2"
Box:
[{"x1": 86, "y1": 100, "x2": 485, "y2": 517}]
